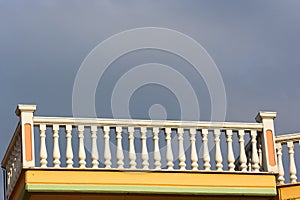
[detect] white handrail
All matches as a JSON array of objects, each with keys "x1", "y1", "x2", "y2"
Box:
[
  {"x1": 33, "y1": 116, "x2": 263, "y2": 130},
  {"x1": 275, "y1": 133, "x2": 300, "y2": 143}
]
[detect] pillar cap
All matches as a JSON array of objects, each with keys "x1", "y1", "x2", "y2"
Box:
[
  {"x1": 255, "y1": 111, "x2": 277, "y2": 122},
  {"x1": 15, "y1": 104, "x2": 37, "y2": 116}
]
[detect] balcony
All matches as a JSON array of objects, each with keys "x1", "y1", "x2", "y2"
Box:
[
  {"x1": 275, "y1": 133, "x2": 300, "y2": 199},
  {"x1": 1, "y1": 105, "x2": 299, "y2": 200}
]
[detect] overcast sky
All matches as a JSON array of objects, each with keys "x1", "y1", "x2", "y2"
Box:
[{"x1": 1, "y1": 1, "x2": 300, "y2": 198}]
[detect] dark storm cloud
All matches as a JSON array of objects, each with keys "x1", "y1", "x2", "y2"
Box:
[{"x1": 0, "y1": 0, "x2": 300, "y2": 198}]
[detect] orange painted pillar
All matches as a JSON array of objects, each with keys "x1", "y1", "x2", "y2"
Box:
[
  {"x1": 256, "y1": 111, "x2": 278, "y2": 173},
  {"x1": 15, "y1": 104, "x2": 37, "y2": 168}
]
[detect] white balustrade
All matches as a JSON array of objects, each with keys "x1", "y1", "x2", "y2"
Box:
[
  {"x1": 78, "y1": 125, "x2": 86, "y2": 168},
  {"x1": 165, "y1": 128, "x2": 174, "y2": 170},
  {"x1": 3, "y1": 130, "x2": 22, "y2": 200},
  {"x1": 39, "y1": 124, "x2": 47, "y2": 168},
  {"x1": 247, "y1": 150, "x2": 252, "y2": 172},
  {"x1": 238, "y1": 130, "x2": 247, "y2": 172},
  {"x1": 226, "y1": 130, "x2": 235, "y2": 171},
  {"x1": 190, "y1": 128, "x2": 198, "y2": 170},
  {"x1": 141, "y1": 127, "x2": 149, "y2": 170},
  {"x1": 103, "y1": 126, "x2": 112, "y2": 168},
  {"x1": 11, "y1": 152, "x2": 16, "y2": 186},
  {"x1": 15, "y1": 136, "x2": 21, "y2": 175},
  {"x1": 178, "y1": 128, "x2": 186, "y2": 170},
  {"x1": 275, "y1": 133, "x2": 300, "y2": 184},
  {"x1": 66, "y1": 125, "x2": 73, "y2": 168},
  {"x1": 202, "y1": 129, "x2": 211, "y2": 171},
  {"x1": 9, "y1": 153, "x2": 15, "y2": 192},
  {"x1": 91, "y1": 126, "x2": 99, "y2": 168},
  {"x1": 7, "y1": 158, "x2": 12, "y2": 195},
  {"x1": 250, "y1": 130, "x2": 260, "y2": 172},
  {"x1": 7, "y1": 105, "x2": 295, "y2": 200},
  {"x1": 53, "y1": 124, "x2": 61, "y2": 168},
  {"x1": 258, "y1": 140, "x2": 263, "y2": 168},
  {"x1": 214, "y1": 129, "x2": 223, "y2": 171},
  {"x1": 276, "y1": 143, "x2": 285, "y2": 184},
  {"x1": 153, "y1": 127, "x2": 161, "y2": 170},
  {"x1": 31, "y1": 120, "x2": 271, "y2": 173},
  {"x1": 287, "y1": 141, "x2": 297, "y2": 183},
  {"x1": 8, "y1": 105, "x2": 298, "y2": 200},
  {"x1": 116, "y1": 126, "x2": 124, "y2": 169},
  {"x1": 128, "y1": 127, "x2": 137, "y2": 169}
]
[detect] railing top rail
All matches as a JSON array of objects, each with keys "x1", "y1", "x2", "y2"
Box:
[
  {"x1": 33, "y1": 116, "x2": 263, "y2": 130},
  {"x1": 1, "y1": 123, "x2": 21, "y2": 168},
  {"x1": 275, "y1": 132, "x2": 300, "y2": 144}
]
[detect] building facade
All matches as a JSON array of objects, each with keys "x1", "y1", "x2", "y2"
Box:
[{"x1": 2, "y1": 105, "x2": 300, "y2": 200}]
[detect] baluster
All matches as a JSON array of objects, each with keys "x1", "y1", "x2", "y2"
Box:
[
  {"x1": 91, "y1": 126, "x2": 99, "y2": 168},
  {"x1": 78, "y1": 125, "x2": 86, "y2": 168},
  {"x1": 165, "y1": 128, "x2": 174, "y2": 170},
  {"x1": 16, "y1": 136, "x2": 22, "y2": 174},
  {"x1": 12, "y1": 147, "x2": 17, "y2": 182},
  {"x1": 7, "y1": 159, "x2": 12, "y2": 195},
  {"x1": 226, "y1": 130, "x2": 235, "y2": 171},
  {"x1": 13, "y1": 146, "x2": 18, "y2": 174},
  {"x1": 39, "y1": 124, "x2": 48, "y2": 168},
  {"x1": 10, "y1": 149, "x2": 16, "y2": 186},
  {"x1": 287, "y1": 141, "x2": 297, "y2": 183},
  {"x1": 14, "y1": 146, "x2": 20, "y2": 183},
  {"x1": 178, "y1": 128, "x2": 186, "y2": 170},
  {"x1": 14, "y1": 147, "x2": 19, "y2": 179},
  {"x1": 53, "y1": 125, "x2": 61, "y2": 168},
  {"x1": 276, "y1": 143, "x2": 285, "y2": 184},
  {"x1": 247, "y1": 151, "x2": 252, "y2": 172},
  {"x1": 153, "y1": 127, "x2": 161, "y2": 170},
  {"x1": 250, "y1": 130, "x2": 260, "y2": 172},
  {"x1": 116, "y1": 126, "x2": 124, "y2": 169},
  {"x1": 190, "y1": 128, "x2": 198, "y2": 170},
  {"x1": 238, "y1": 130, "x2": 247, "y2": 172},
  {"x1": 65, "y1": 125, "x2": 73, "y2": 168},
  {"x1": 214, "y1": 129, "x2": 223, "y2": 171},
  {"x1": 103, "y1": 126, "x2": 112, "y2": 168},
  {"x1": 128, "y1": 127, "x2": 137, "y2": 169},
  {"x1": 257, "y1": 136, "x2": 263, "y2": 170},
  {"x1": 141, "y1": 127, "x2": 149, "y2": 169},
  {"x1": 202, "y1": 129, "x2": 211, "y2": 170},
  {"x1": 9, "y1": 155, "x2": 14, "y2": 187}
]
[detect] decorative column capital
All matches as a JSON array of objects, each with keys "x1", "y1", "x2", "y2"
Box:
[
  {"x1": 255, "y1": 111, "x2": 277, "y2": 123},
  {"x1": 15, "y1": 104, "x2": 37, "y2": 116}
]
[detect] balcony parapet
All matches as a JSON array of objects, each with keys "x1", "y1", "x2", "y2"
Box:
[
  {"x1": 2, "y1": 104, "x2": 281, "y2": 200},
  {"x1": 275, "y1": 132, "x2": 300, "y2": 185}
]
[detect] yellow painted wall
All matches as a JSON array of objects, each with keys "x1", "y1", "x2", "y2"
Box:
[
  {"x1": 10, "y1": 169, "x2": 278, "y2": 200},
  {"x1": 277, "y1": 183, "x2": 300, "y2": 200},
  {"x1": 27, "y1": 193, "x2": 276, "y2": 200}
]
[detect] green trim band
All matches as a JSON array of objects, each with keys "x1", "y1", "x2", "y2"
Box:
[{"x1": 26, "y1": 184, "x2": 277, "y2": 196}]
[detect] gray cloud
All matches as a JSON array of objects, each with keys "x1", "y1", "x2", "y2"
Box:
[{"x1": 1, "y1": 0, "x2": 300, "y2": 198}]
